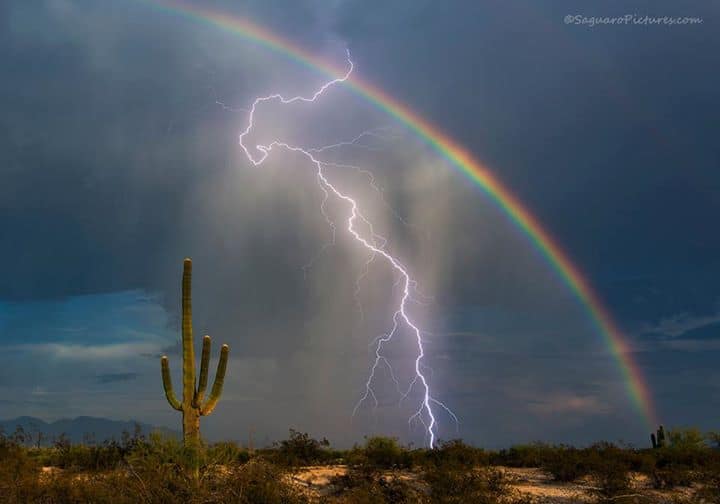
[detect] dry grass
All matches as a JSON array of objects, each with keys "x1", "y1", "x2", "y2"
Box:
[{"x1": 2, "y1": 429, "x2": 719, "y2": 503}]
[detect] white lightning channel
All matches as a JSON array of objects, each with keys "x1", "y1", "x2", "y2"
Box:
[{"x1": 238, "y1": 51, "x2": 456, "y2": 447}]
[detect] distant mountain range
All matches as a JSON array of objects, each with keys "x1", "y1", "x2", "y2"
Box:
[{"x1": 0, "y1": 416, "x2": 178, "y2": 445}]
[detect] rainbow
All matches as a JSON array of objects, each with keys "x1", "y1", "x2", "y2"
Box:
[{"x1": 138, "y1": 0, "x2": 657, "y2": 429}]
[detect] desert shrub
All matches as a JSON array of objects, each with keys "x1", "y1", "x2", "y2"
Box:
[
  {"x1": 126, "y1": 431, "x2": 186, "y2": 466},
  {"x1": 584, "y1": 444, "x2": 630, "y2": 495},
  {"x1": 653, "y1": 447, "x2": 720, "y2": 489},
  {"x1": 273, "y1": 429, "x2": 331, "y2": 467},
  {"x1": 205, "y1": 440, "x2": 252, "y2": 466},
  {"x1": 587, "y1": 457, "x2": 632, "y2": 501},
  {"x1": 419, "y1": 439, "x2": 488, "y2": 469},
  {"x1": 61, "y1": 453, "x2": 303, "y2": 503},
  {"x1": 667, "y1": 427, "x2": 707, "y2": 450},
  {"x1": 28, "y1": 457, "x2": 308, "y2": 504},
  {"x1": 357, "y1": 436, "x2": 411, "y2": 470},
  {"x1": 540, "y1": 442, "x2": 641, "y2": 490},
  {"x1": 35, "y1": 471, "x2": 138, "y2": 504},
  {"x1": 48, "y1": 427, "x2": 146, "y2": 471},
  {"x1": 1, "y1": 430, "x2": 308, "y2": 503},
  {"x1": 123, "y1": 430, "x2": 203, "y2": 498},
  {"x1": 343, "y1": 436, "x2": 413, "y2": 473},
  {"x1": 424, "y1": 466, "x2": 508, "y2": 504},
  {"x1": 648, "y1": 448, "x2": 715, "y2": 489},
  {"x1": 0, "y1": 429, "x2": 41, "y2": 503},
  {"x1": 221, "y1": 458, "x2": 309, "y2": 504},
  {"x1": 323, "y1": 466, "x2": 422, "y2": 504},
  {"x1": 706, "y1": 431, "x2": 720, "y2": 449},
  {"x1": 541, "y1": 446, "x2": 591, "y2": 482},
  {"x1": 490, "y1": 443, "x2": 552, "y2": 467},
  {"x1": 647, "y1": 437, "x2": 720, "y2": 489},
  {"x1": 624, "y1": 449, "x2": 657, "y2": 474},
  {"x1": 651, "y1": 466, "x2": 695, "y2": 489},
  {"x1": 49, "y1": 441, "x2": 125, "y2": 471},
  {"x1": 7, "y1": 425, "x2": 720, "y2": 503},
  {"x1": 668, "y1": 428, "x2": 707, "y2": 450}
]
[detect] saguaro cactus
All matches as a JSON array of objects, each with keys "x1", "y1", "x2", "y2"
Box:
[
  {"x1": 161, "y1": 258, "x2": 229, "y2": 478},
  {"x1": 651, "y1": 424, "x2": 666, "y2": 449}
]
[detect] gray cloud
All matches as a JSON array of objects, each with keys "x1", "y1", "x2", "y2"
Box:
[
  {"x1": 95, "y1": 373, "x2": 139, "y2": 384},
  {"x1": 641, "y1": 308, "x2": 720, "y2": 339}
]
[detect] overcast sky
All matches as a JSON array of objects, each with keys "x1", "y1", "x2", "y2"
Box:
[{"x1": 1, "y1": 0, "x2": 718, "y2": 448}]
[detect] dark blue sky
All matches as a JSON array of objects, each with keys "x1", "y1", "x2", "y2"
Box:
[{"x1": 0, "y1": 0, "x2": 718, "y2": 447}]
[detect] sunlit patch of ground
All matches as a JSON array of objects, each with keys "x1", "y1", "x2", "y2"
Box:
[
  {"x1": 33, "y1": 463, "x2": 705, "y2": 503},
  {"x1": 500, "y1": 467, "x2": 594, "y2": 502},
  {"x1": 287, "y1": 465, "x2": 700, "y2": 503}
]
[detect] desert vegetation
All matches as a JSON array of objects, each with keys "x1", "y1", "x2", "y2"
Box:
[{"x1": 1, "y1": 426, "x2": 719, "y2": 503}]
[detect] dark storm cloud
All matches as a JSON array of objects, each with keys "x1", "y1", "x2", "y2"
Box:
[
  {"x1": 332, "y1": 0, "x2": 720, "y2": 439},
  {"x1": 95, "y1": 373, "x2": 139, "y2": 384},
  {"x1": 0, "y1": 0, "x2": 382, "y2": 441},
  {"x1": 1, "y1": 0, "x2": 718, "y2": 446},
  {"x1": 0, "y1": 1, "x2": 201, "y2": 300},
  {"x1": 336, "y1": 0, "x2": 720, "y2": 290}
]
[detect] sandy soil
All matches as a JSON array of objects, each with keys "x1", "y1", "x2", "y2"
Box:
[
  {"x1": 39, "y1": 464, "x2": 700, "y2": 502},
  {"x1": 290, "y1": 465, "x2": 698, "y2": 503}
]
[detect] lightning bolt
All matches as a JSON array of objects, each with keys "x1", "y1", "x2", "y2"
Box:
[{"x1": 238, "y1": 51, "x2": 456, "y2": 448}]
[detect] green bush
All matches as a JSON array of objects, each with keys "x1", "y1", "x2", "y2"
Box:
[
  {"x1": 424, "y1": 466, "x2": 508, "y2": 504},
  {"x1": 273, "y1": 429, "x2": 331, "y2": 467},
  {"x1": 341, "y1": 436, "x2": 413, "y2": 474},
  {"x1": 420, "y1": 439, "x2": 488, "y2": 469},
  {"x1": 47, "y1": 427, "x2": 147, "y2": 471},
  {"x1": 4, "y1": 423, "x2": 720, "y2": 503},
  {"x1": 588, "y1": 458, "x2": 632, "y2": 501},
  {"x1": 205, "y1": 440, "x2": 252, "y2": 466},
  {"x1": 541, "y1": 446, "x2": 591, "y2": 482},
  {"x1": 221, "y1": 459, "x2": 309, "y2": 504},
  {"x1": 358, "y1": 436, "x2": 411, "y2": 470},
  {"x1": 666, "y1": 428, "x2": 707, "y2": 451},
  {"x1": 706, "y1": 431, "x2": 720, "y2": 449},
  {"x1": 490, "y1": 443, "x2": 551, "y2": 468},
  {"x1": 0, "y1": 430, "x2": 40, "y2": 503},
  {"x1": 33, "y1": 442, "x2": 307, "y2": 504},
  {"x1": 324, "y1": 467, "x2": 422, "y2": 504},
  {"x1": 647, "y1": 438, "x2": 720, "y2": 489}
]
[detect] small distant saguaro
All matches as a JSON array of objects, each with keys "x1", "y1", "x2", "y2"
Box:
[{"x1": 161, "y1": 258, "x2": 229, "y2": 478}]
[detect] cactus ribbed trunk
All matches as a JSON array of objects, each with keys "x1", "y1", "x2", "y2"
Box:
[
  {"x1": 181, "y1": 258, "x2": 198, "y2": 467},
  {"x1": 183, "y1": 405, "x2": 201, "y2": 480},
  {"x1": 182, "y1": 258, "x2": 195, "y2": 417},
  {"x1": 183, "y1": 407, "x2": 200, "y2": 444},
  {"x1": 161, "y1": 258, "x2": 230, "y2": 481}
]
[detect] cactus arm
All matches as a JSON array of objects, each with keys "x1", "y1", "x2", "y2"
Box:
[
  {"x1": 161, "y1": 356, "x2": 183, "y2": 411},
  {"x1": 201, "y1": 344, "x2": 229, "y2": 416},
  {"x1": 182, "y1": 258, "x2": 196, "y2": 405},
  {"x1": 193, "y1": 335, "x2": 212, "y2": 407}
]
